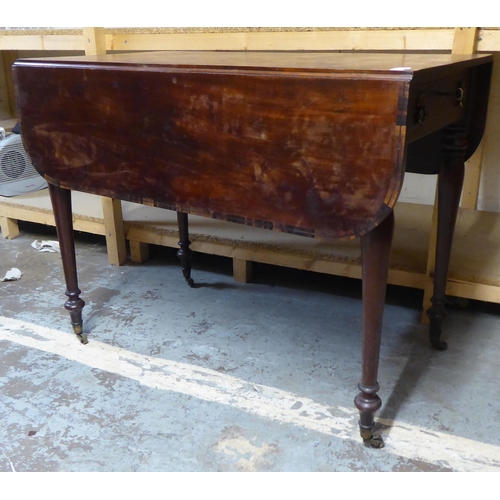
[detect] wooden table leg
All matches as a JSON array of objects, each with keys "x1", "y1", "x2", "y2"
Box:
[
  {"x1": 48, "y1": 184, "x2": 87, "y2": 344},
  {"x1": 177, "y1": 212, "x2": 195, "y2": 287},
  {"x1": 355, "y1": 209, "x2": 394, "y2": 448},
  {"x1": 426, "y1": 125, "x2": 467, "y2": 350}
]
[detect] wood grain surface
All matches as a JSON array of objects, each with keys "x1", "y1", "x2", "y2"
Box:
[{"x1": 13, "y1": 52, "x2": 492, "y2": 239}]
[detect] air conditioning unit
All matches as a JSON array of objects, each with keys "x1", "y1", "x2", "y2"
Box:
[{"x1": 0, "y1": 129, "x2": 47, "y2": 197}]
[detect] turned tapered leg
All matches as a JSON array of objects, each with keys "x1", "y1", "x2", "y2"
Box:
[
  {"x1": 48, "y1": 184, "x2": 87, "y2": 344},
  {"x1": 354, "y1": 210, "x2": 394, "y2": 448},
  {"x1": 426, "y1": 125, "x2": 467, "y2": 351},
  {"x1": 177, "y1": 212, "x2": 195, "y2": 287}
]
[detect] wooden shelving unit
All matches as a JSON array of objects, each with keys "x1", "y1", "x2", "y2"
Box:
[
  {"x1": 3, "y1": 189, "x2": 500, "y2": 304},
  {"x1": 2, "y1": 27, "x2": 500, "y2": 316},
  {"x1": 0, "y1": 189, "x2": 436, "y2": 288}
]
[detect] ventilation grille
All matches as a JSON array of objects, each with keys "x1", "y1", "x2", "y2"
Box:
[
  {"x1": 0, "y1": 139, "x2": 39, "y2": 184},
  {"x1": 0, "y1": 134, "x2": 47, "y2": 196},
  {"x1": 1, "y1": 147, "x2": 28, "y2": 181}
]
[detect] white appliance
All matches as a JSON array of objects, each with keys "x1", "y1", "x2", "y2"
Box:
[{"x1": 0, "y1": 128, "x2": 47, "y2": 197}]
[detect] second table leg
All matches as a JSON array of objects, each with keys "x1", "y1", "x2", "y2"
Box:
[
  {"x1": 177, "y1": 211, "x2": 195, "y2": 287},
  {"x1": 355, "y1": 209, "x2": 394, "y2": 448}
]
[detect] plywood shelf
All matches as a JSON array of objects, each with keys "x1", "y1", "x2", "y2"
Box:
[
  {"x1": 2, "y1": 190, "x2": 500, "y2": 304},
  {"x1": 0, "y1": 190, "x2": 423, "y2": 286}
]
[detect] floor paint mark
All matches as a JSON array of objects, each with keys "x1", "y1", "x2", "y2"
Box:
[
  {"x1": 214, "y1": 430, "x2": 279, "y2": 471},
  {"x1": 1, "y1": 315, "x2": 500, "y2": 472}
]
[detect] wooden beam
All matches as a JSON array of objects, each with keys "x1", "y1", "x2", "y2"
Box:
[
  {"x1": 0, "y1": 52, "x2": 21, "y2": 238},
  {"x1": 101, "y1": 197, "x2": 127, "y2": 265},
  {"x1": 0, "y1": 34, "x2": 83, "y2": 51},
  {"x1": 461, "y1": 152, "x2": 483, "y2": 210},
  {"x1": 452, "y1": 28, "x2": 484, "y2": 211},
  {"x1": 0, "y1": 216, "x2": 19, "y2": 239},
  {"x1": 452, "y1": 27, "x2": 478, "y2": 54},
  {"x1": 2, "y1": 28, "x2": 500, "y2": 53},
  {"x1": 1, "y1": 51, "x2": 19, "y2": 118},
  {"x1": 233, "y1": 258, "x2": 253, "y2": 283},
  {"x1": 106, "y1": 29, "x2": 455, "y2": 52},
  {"x1": 0, "y1": 56, "x2": 11, "y2": 119},
  {"x1": 0, "y1": 203, "x2": 105, "y2": 235},
  {"x1": 446, "y1": 279, "x2": 500, "y2": 304},
  {"x1": 82, "y1": 27, "x2": 106, "y2": 56},
  {"x1": 129, "y1": 240, "x2": 150, "y2": 263}
]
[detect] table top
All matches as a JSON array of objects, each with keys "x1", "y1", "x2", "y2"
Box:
[
  {"x1": 16, "y1": 51, "x2": 492, "y2": 78},
  {"x1": 13, "y1": 52, "x2": 493, "y2": 241}
]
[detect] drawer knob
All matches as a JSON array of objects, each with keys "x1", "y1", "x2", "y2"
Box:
[
  {"x1": 435, "y1": 85, "x2": 465, "y2": 107},
  {"x1": 416, "y1": 92, "x2": 427, "y2": 124},
  {"x1": 417, "y1": 106, "x2": 427, "y2": 124}
]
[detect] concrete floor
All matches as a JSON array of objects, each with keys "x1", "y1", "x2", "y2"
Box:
[{"x1": 1, "y1": 221, "x2": 500, "y2": 472}]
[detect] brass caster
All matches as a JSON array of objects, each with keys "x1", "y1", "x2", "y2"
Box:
[
  {"x1": 76, "y1": 333, "x2": 88, "y2": 344},
  {"x1": 363, "y1": 433, "x2": 384, "y2": 449}
]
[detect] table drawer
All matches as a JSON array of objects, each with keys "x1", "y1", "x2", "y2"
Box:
[{"x1": 406, "y1": 71, "x2": 471, "y2": 142}]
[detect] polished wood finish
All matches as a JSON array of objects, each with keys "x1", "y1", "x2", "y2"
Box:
[
  {"x1": 427, "y1": 125, "x2": 468, "y2": 350},
  {"x1": 355, "y1": 210, "x2": 394, "y2": 448},
  {"x1": 177, "y1": 211, "x2": 194, "y2": 287},
  {"x1": 47, "y1": 184, "x2": 87, "y2": 344},
  {"x1": 13, "y1": 51, "x2": 492, "y2": 446}
]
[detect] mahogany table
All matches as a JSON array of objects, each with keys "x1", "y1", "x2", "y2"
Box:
[{"x1": 13, "y1": 52, "x2": 493, "y2": 447}]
